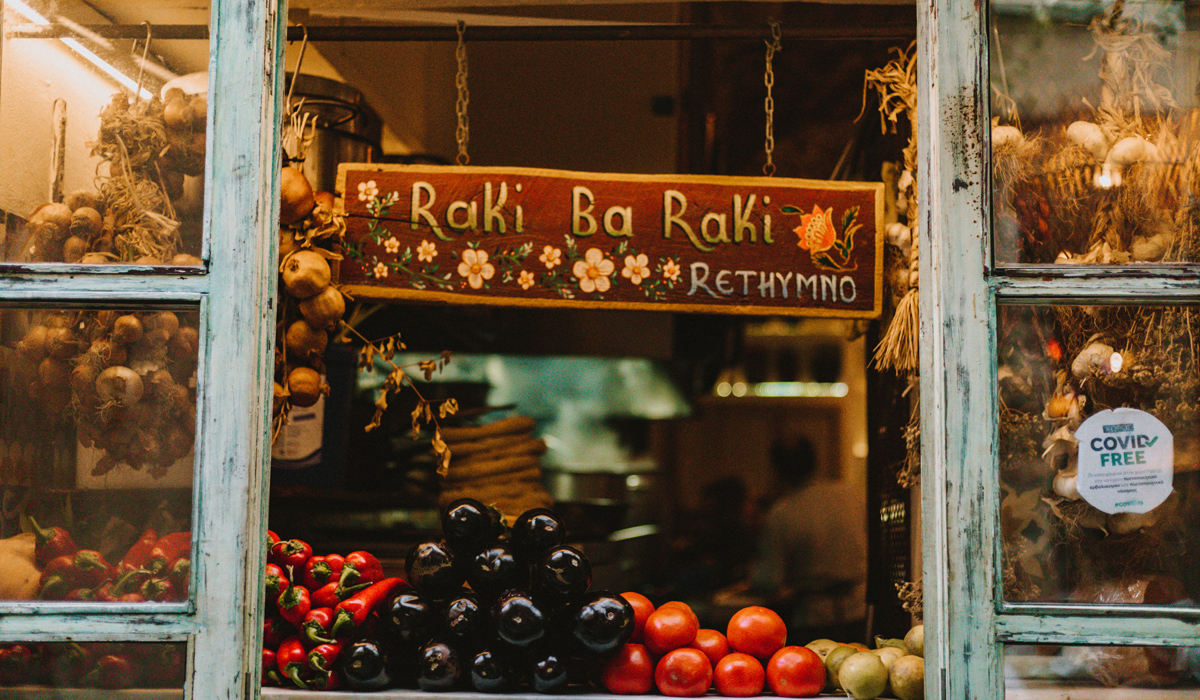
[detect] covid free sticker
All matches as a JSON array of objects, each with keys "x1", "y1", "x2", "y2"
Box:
[{"x1": 1075, "y1": 408, "x2": 1173, "y2": 514}]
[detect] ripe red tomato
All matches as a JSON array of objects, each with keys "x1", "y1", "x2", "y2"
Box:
[
  {"x1": 600, "y1": 643, "x2": 655, "y2": 695},
  {"x1": 726, "y1": 606, "x2": 787, "y2": 660},
  {"x1": 644, "y1": 606, "x2": 699, "y2": 656},
  {"x1": 766, "y1": 646, "x2": 825, "y2": 697},
  {"x1": 620, "y1": 592, "x2": 655, "y2": 643},
  {"x1": 655, "y1": 648, "x2": 713, "y2": 697},
  {"x1": 688, "y1": 628, "x2": 730, "y2": 666},
  {"x1": 714, "y1": 652, "x2": 766, "y2": 697},
  {"x1": 659, "y1": 600, "x2": 699, "y2": 626}
]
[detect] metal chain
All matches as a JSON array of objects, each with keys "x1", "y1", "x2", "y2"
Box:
[
  {"x1": 763, "y1": 20, "x2": 782, "y2": 177},
  {"x1": 455, "y1": 21, "x2": 470, "y2": 166}
]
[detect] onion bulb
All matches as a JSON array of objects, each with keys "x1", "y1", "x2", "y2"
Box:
[
  {"x1": 62, "y1": 236, "x2": 87, "y2": 264},
  {"x1": 31, "y1": 203, "x2": 72, "y2": 232},
  {"x1": 112, "y1": 315, "x2": 144, "y2": 344},
  {"x1": 1108, "y1": 510, "x2": 1159, "y2": 535},
  {"x1": 88, "y1": 339, "x2": 126, "y2": 367},
  {"x1": 163, "y1": 98, "x2": 194, "y2": 131},
  {"x1": 70, "y1": 207, "x2": 103, "y2": 238},
  {"x1": 298, "y1": 286, "x2": 346, "y2": 330},
  {"x1": 38, "y1": 358, "x2": 71, "y2": 390},
  {"x1": 17, "y1": 326, "x2": 49, "y2": 362},
  {"x1": 80, "y1": 252, "x2": 113, "y2": 264},
  {"x1": 71, "y1": 362, "x2": 98, "y2": 397},
  {"x1": 45, "y1": 327, "x2": 80, "y2": 359},
  {"x1": 1053, "y1": 470, "x2": 1080, "y2": 500},
  {"x1": 96, "y1": 366, "x2": 145, "y2": 404},
  {"x1": 287, "y1": 367, "x2": 328, "y2": 408},
  {"x1": 171, "y1": 254, "x2": 203, "y2": 266},
  {"x1": 191, "y1": 95, "x2": 208, "y2": 130},
  {"x1": 281, "y1": 250, "x2": 331, "y2": 299},
  {"x1": 280, "y1": 167, "x2": 316, "y2": 226},
  {"x1": 313, "y1": 191, "x2": 336, "y2": 211},
  {"x1": 273, "y1": 382, "x2": 287, "y2": 416},
  {"x1": 286, "y1": 319, "x2": 329, "y2": 362},
  {"x1": 146, "y1": 312, "x2": 180, "y2": 339},
  {"x1": 64, "y1": 190, "x2": 100, "y2": 212}
]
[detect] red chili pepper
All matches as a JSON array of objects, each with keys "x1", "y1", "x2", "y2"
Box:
[
  {"x1": 145, "y1": 532, "x2": 191, "y2": 575},
  {"x1": 72, "y1": 550, "x2": 116, "y2": 587},
  {"x1": 39, "y1": 575, "x2": 73, "y2": 600},
  {"x1": 265, "y1": 562, "x2": 289, "y2": 605},
  {"x1": 329, "y1": 577, "x2": 407, "y2": 639},
  {"x1": 146, "y1": 645, "x2": 186, "y2": 687},
  {"x1": 166, "y1": 557, "x2": 189, "y2": 593},
  {"x1": 267, "y1": 530, "x2": 280, "y2": 547},
  {"x1": 277, "y1": 585, "x2": 311, "y2": 627},
  {"x1": 64, "y1": 587, "x2": 93, "y2": 601},
  {"x1": 307, "y1": 639, "x2": 345, "y2": 673},
  {"x1": 113, "y1": 568, "x2": 150, "y2": 596},
  {"x1": 309, "y1": 668, "x2": 344, "y2": 691},
  {"x1": 0, "y1": 644, "x2": 34, "y2": 685},
  {"x1": 270, "y1": 539, "x2": 313, "y2": 572},
  {"x1": 39, "y1": 554, "x2": 78, "y2": 589},
  {"x1": 276, "y1": 636, "x2": 310, "y2": 689},
  {"x1": 92, "y1": 582, "x2": 117, "y2": 602},
  {"x1": 263, "y1": 617, "x2": 294, "y2": 651},
  {"x1": 50, "y1": 643, "x2": 91, "y2": 686},
  {"x1": 28, "y1": 516, "x2": 76, "y2": 569},
  {"x1": 337, "y1": 550, "x2": 383, "y2": 589},
  {"x1": 85, "y1": 653, "x2": 139, "y2": 689},
  {"x1": 119, "y1": 528, "x2": 158, "y2": 573},
  {"x1": 311, "y1": 581, "x2": 342, "y2": 610},
  {"x1": 300, "y1": 607, "x2": 335, "y2": 648},
  {"x1": 140, "y1": 577, "x2": 176, "y2": 603},
  {"x1": 262, "y1": 648, "x2": 277, "y2": 676},
  {"x1": 117, "y1": 592, "x2": 145, "y2": 603},
  {"x1": 301, "y1": 554, "x2": 344, "y2": 590},
  {"x1": 262, "y1": 668, "x2": 284, "y2": 687}
]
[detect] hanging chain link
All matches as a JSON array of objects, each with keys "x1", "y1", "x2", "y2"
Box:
[
  {"x1": 455, "y1": 21, "x2": 470, "y2": 166},
  {"x1": 763, "y1": 20, "x2": 782, "y2": 177}
]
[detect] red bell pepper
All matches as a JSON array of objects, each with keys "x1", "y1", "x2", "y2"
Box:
[
  {"x1": 329, "y1": 577, "x2": 407, "y2": 639},
  {"x1": 307, "y1": 639, "x2": 345, "y2": 673},
  {"x1": 277, "y1": 585, "x2": 311, "y2": 626},
  {"x1": 140, "y1": 577, "x2": 176, "y2": 603},
  {"x1": 337, "y1": 550, "x2": 383, "y2": 589},
  {"x1": 119, "y1": 528, "x2": 158, "y2": 573},
  {"x1": 263, "y1": 617, "x2": 294, "y2": 651},
  {"x1": 309, "y1": 668, "x2": 344, "y2": 690},
  {"x1": 300, "y1": 607, "x2": 335, "y2": 648},
  {"x1": 270, "y1": 538, "x2": 313, "y2": 573},
  {"x1": 145, "y1": 532, "x2": 191, "y2": 575},
  {"x1": 276, "y1": 636, "x2": 310, "y2": 689},
  {"x1": 301, "y1": 554, "x2": 344, "y2": 590},
  {"x1": 85, "y1": 653, "x2": 139, "y2": 689},
  {"x1": 311, "y1": 581, "x2": 342, "y2": 609},
  {"x1": 264, "y1": 563, "x2": 289, "y2": 604},
  {"x1": 0, "y1": 644, "x2": 33, "y2": 686},
  {"x1": 262, "y1": 648, "x2": 277, "y2": 677},
  {"x1": 28, "y1": 516, "x2": 76, "y2": 569},
  {"x1": 267, "y1": 530, "x2": 280, "y2": 548}
]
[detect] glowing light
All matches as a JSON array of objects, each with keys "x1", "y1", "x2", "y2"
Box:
[
  {"x1": 5, "y1": 0, "x2": 154, "y2": 100},
  {"x1": 731, "y1": 382, "x2": 747, "y2": 397},
  {"x1": 716, "y1": 382, "x2": 732, "y2": 397},
  {"x1": 1109, "y1": 352, "x2": 1124, "y2": 373}
]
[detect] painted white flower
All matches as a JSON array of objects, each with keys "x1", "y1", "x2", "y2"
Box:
[
  {"x1": 383, "y1": 236, "x2": 400, "y2": 254},
  {"x1": 417, "y1": 240, "x2": 438, "y2": 262},
  {"x1": 572, "y1": 248, "x2": 614, "y2": 294},
  {"x1": 373, "y1": 261, "x2": 388, "y2": 279},
  {"x1": 518, "y1": 270, "x2": 536, "y2": 290},
  {"x1": 357, "y1": 180, "x2": 378, "y2": 202},
  {"x1": 457, "y1": 248, "x2": 495, "y2": 290},
  {"x1": 539, "y1": 245, "x2": 562, "y2": 270},
  {"x1": 662, "y1": 259, "x2": 681, "y2": 283},
  {"x1": 621, "y1": 253, "x2": 651, "y2": 285}
]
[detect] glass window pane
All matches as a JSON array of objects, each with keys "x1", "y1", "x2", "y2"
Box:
[
  {"x1": 1006, "y1": 644, "x2": 1200, "y2": 698},
  {"x1": 989, "y1": 2, "x2": 1200, "y2": 265},
  {"x1": 1, "y1": 305, "x2": 196, "y2": 603},
  {"x1": 998, "y1": 304, "x2": 1199, "y2": 604},
  {"x1": 0, "y1": 641, "x2": 185, "y2": 693},
  {"x1": 0, "y1": 1, "x2": 209, "y2": 265}
]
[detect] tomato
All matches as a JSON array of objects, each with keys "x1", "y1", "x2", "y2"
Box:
[
  {"x1": 619, "y1": 592, "x2": 655, "y2": 643},
  {"x1": 600, "y1": 643, "x2": 655, "y2": 695},
  {"x1": 688, "y1": 628, "x2": 730, "y2": 666},
  {"x1": 714, "y1": 652, "x2": 766, "y2": 697},
  {"x1": 659, "y1": 600, "x2": 699, "y2": 626},
  {"x1": 766, "y1": 646, "x2": 825, "y2": 697},
  {"x1": 643, "y1": 606, "x2": 699, "y2": 656},
  {"x1": 726, "y1": 606, "x2": 787, "y2": 660},
  {"x1": 654, "y1": 648, "x2": 713, "y2": 697}
]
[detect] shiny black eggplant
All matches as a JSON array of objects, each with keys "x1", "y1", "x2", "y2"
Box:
[
  {"x1": 384, "y1": 591, "x2": 436, "y2": 648},
  {"x1": 568, "y1": 590, "x2": 635, "y2": 657},
  {"x1": 444, "y1": 592, "x2": 488, "y2": 649},
  {"x1": 533, "y1": 544, "x2": 591, "y2": 601},
  {"x1": 510, "y1": 508, "x2": 565, "y2": 561},
  {"x1": 340, "y1": 639, "x2": 392, "y2": 691},
  {"x1": 491, "y1": 589, "x2": 546, "y2": 649},
  {"x1": 465, "y1": 545, "x2": 527, "y2": 600},
  {"x1": 405, "y1": 540, "x2": 463, "y2": 598},
  {"x1": 442, "y1": 498, "x2": 504, "y2": 555},
  {"x1": 415, "y1": 640, "x2": 463, "y2": 692},
  {"x1": 469, "y1": 648, "x2": 516, "y2": 693}
]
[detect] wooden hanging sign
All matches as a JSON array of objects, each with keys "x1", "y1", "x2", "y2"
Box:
[{"x1": 336, "y1": 164, "x2": 883, "y2": 318}]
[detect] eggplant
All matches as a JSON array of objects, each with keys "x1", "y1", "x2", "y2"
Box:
[
  {"x1": 527, "y1": 648, "x2": 570, "y2": 694},
  {"x1": 510, "y1": 508, "x2": 565, "y2": 560},
  {"x1": 533, "y1": 545, "x2": 591, "y2": 601},
  {"x1": 469, "y1": 648, "x2": 515, "y2": 693},
  {"x1": 569, "y1": 590, "x2": 635, "y2": 657},
  {"x1": 442, "y1": 498, "x2": 503, "y2": 555},
  {"x1": 385, "y1": 591, "x2": 435, "y2": 648},
  {"x1": 492, "y1": 589, "x2": 546, "y2": 648},
  {"x1": 466, "y1": 545, "x2": 526, "y2": 600},
  {"x1": 405, "y1": 540, "x2": 463, "y2": 598},
  {"x1": 341, "y1": 639, "x2": 392, "y2": 691},
  {"x1": 444, "y1": 592, "x2": 488, "y2": 649},
  {"x1": 415, "y1": 640, "x2": 462, "y2": 692}
]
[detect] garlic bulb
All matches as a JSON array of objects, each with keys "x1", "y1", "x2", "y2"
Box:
[
  {"x1": 1105, "y1": 135, "x2": 1158, "y2": 170},
  {"x1": 992, "y1": 125, "x2": 1024, "y2": 149},
  {"x1": 1053, "y1": 469, "x2": 1080, "y2": 500},
  {"x1": 1107, "y1": 510, "x2": 1159, "y2": 535},
  {"x1": 1071, "y1": 341, "x2": 1116, "y2": 378},
  {"x1": 1066, "y1": 121, "x2": 1109, "y2": 161},
  {"x1": 885, "y1": 223, "x2": 912, "y2": 261}
]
